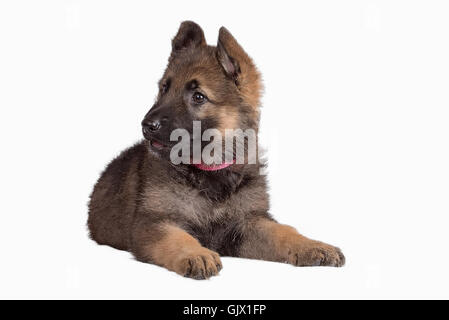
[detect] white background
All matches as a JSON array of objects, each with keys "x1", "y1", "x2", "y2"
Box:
[{"x1": 1, "y1": 0, "x2": 448, "y2": 299}]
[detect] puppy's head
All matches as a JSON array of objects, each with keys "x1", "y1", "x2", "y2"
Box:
[{"x1": 142, "y1": 21, "x2": 262, "y2": 162}]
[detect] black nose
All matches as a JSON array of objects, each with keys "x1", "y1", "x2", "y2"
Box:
[{"x1": 142, "y1": 119, "x2": 161, "y2": 134}]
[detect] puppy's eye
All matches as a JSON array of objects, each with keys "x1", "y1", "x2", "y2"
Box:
[
  {"x1": 192, "y1": 92, "x2": 207, "y2": 104},
  {"x1": 161, "y1": 84, "x2": 168, "y2": 94}
]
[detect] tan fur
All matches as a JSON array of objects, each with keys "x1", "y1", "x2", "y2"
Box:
[
  {"x1": 218, "y1": 106, "x2": 240, "y2": 132},
  {"x1": 250, "y1": 219, "x2": 345, "y2": 267},
  {"x1": 145, "y1": 224, "x2": 222, "y2": 278},
  {"x1": 198, "y1": 105, "x2": 240, "y2": 134},
  {"x1": 258, "y1": 219, "x2": 305, "y2": 251},
  {"x1": 218, "y1": 27, "x2": 263, "y2": 110}
]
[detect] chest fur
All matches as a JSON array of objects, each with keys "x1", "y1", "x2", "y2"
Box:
[{"x1": 142, "y1": 175, "x2": 269, "y2": 226}]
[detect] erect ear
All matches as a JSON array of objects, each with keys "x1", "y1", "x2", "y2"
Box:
[
  {"x1": 216, "y1": 28, "x2": 240, "y2": 83},
  {"x1": 171, "y1": 21, "x2": 206, "y2": 53},
  {"x1": 216, "y1": 27, "x2": 262, "y2": 108}
]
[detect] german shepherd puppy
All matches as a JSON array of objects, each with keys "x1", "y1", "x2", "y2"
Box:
[{"x1": 88, "y1": 21, "x2": 345, "y2": 279}]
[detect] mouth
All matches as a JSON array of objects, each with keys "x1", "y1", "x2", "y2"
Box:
[
  {"x1": 146, "y1": 135, "x2": 236, "y2": 171},
  {"x1": 147, "y1": 137, "x2": 171, "y2": 151}
]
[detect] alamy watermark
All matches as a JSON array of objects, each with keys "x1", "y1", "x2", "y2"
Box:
[{"x1": 169, "y1": 121, "x2": 257, "y2": 166}]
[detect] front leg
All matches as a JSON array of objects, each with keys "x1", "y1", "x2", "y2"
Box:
[
  {"x1": 131, "y1": 220, "x2": 222, "y2": 279},
  {"x1": 238, "y1": 218, "x2": 345, "y2": 267}
]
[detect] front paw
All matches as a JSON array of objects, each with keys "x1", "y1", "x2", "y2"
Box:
[
  {"x1": 286, "y1": 241, "x2": 345, "y2": 267},
  {"x1": 175, "y1": 248, "x2": 223, "y2": 280}
]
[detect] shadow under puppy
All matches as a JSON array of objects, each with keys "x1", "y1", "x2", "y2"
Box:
[{"x1": 88, "y1": 21, "x2": 345, "y2": 279}]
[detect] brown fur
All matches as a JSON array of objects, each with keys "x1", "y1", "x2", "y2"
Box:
[
  {"x1": 239, "y1": 220, "x2": 345, "y2": 267},
  {"x1": 88, "y1": 21, "x2": 344, "y2": 279},
  {"x1": 198, "y1": 105, "x2": 240, "y2": 134},
  {"x1": 217, "y1": 27, "x2": 262, "y2": 112},
  {"x1": 143, "y1": 224, "x2": 222, "y2": 279}
]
